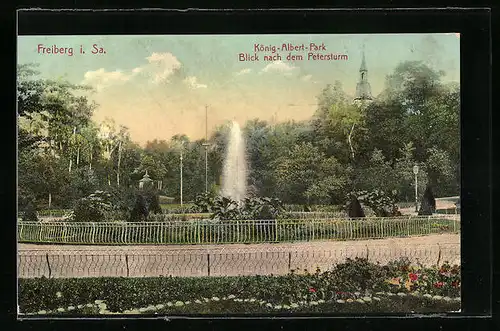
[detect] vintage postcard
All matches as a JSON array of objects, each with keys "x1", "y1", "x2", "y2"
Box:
[{"x1": 17, "y1": 33, "x2": 461, "y2": 316}]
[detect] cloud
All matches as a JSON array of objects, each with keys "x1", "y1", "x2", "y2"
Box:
[
  {"x1": 144, "y1": 52, "x2": 182, "y2": 84},
  {"x1": 82, "y1": 52, "x2": 184, "y2": 90},
  {"x1": 183, "y1": 76, "x2": 207, "y2": 89},
  {"x1": 301, "y1": 74, "x2": 312, "y2": 81},
  {"x1": 261, "y1": 60, "x2": 296, "y2": 75},
  {"x1": 235, "y1": 68, "x2": 251, "y2": 76},
  {"x1": 82, "y1": 68, "x2": 132, "y2": 91}
]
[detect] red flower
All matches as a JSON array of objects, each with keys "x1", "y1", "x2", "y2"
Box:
[
  {"x1": 309, "y1": 288, "x2": 316, "y2": 293},
  {"x1": 433, "y1": 281, "x2": 444, "y2": 288},
  {"x1": 451, "y1": 281, "x2": 460, "y2": 288},
  {"x1": 409, "y1": 273, "x2": 418, "y2": 281}
]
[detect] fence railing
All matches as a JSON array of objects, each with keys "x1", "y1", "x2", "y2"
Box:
[
  {"x1": 17, "y1": 215, "x2": 460, "y2": 245},
  {"x1": 17, "y1": 243, "x2": 460, "y2": 279}
]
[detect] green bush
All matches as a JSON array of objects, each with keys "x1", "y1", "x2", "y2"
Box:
[
  {"x1": 18, "y1": 258, "x2": 460, "y2": 314},
  {"x1": 72, "y1": 191, "x2": 114, "y2": 222}
]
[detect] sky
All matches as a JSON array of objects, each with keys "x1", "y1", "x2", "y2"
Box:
[{"x1": 17, "y1": 33, "x2": 460, "y2": 145}]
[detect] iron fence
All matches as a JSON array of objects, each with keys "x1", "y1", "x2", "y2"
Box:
[
  {"x1": 17, "y1": 243, "x2": 460, "y2": 279},
  {"x1": 17, "y1": 215, "x2": 460, "y2": 245}
]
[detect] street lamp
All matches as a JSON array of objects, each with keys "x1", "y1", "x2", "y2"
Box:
[
  {"x1": 202, "y1": 105, "x2": 210, "y2": 193},
  {"x1": 413, "y1": 165, "x2": 419, "y2": 212},
  {"x1": 180, "y1": 141, "x2": 184, "y2": 207}
]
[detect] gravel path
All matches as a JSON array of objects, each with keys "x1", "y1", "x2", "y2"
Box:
[{"x1": 18, "y1": 234, "x2": 460, "y2": 278}]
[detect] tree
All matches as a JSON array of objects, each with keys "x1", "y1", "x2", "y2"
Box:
[
  {"x1": 130, "y1": 194, "x2": 149, "y2": 222},
  {"x1": 418, "y1": 185, "x2": 436, "y2": 215},
  {"x1": 347, "y1": 195, "x2": 365, "y2": 218}
]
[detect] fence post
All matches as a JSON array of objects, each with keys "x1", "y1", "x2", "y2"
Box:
[
  {"x1": 237, "y1": 220, "x2": 240, "y2": 242},
  {"x1": 436, "y1": 244, "x2": 442, "y2": 267},
  {"x1": 275, "y1": 220, "x2": 278, "y2": 242},
  {"x1": 288, "y1": 252, "x2": 292, "y2": 271},
  {"x1": 45, "y1": 253, "x2": 52, "y2": 278},
  {"x1": 207, "y1": 253, "x2": 211, "y2": 276},
  {"x1": 125, "y1": 254, "x2": 130, "y2": 277},
  {"x1": 366, "y1": 245, "x2": 369, "y2": 259},
  {"x1": 91, "y1": 222, "x2": 96, "y2": 244},
  {"x1": 62, "y1": 223, "x2": 67, "y2": 242},
  {"x1": 19, "y1": 223, "x2": 24, "y2": 241},
  {"x1": 38, "y1": 223, "x2": 43, "y2": 242}
]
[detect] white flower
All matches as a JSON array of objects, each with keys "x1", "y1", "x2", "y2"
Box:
[
  {"x1": 86, "y1": 303, "x2": 94, "y2": 308},
  {"x1": 211, "y1": 297, "x2": 220, "y2": 301},
  {"x1": 249, "y1": 298, "x2": 256, "y2": 303},
  {"x1": 67, "y1": 306, "x2": 75, "y2": 311},
  {"x1": 423, "y1": 294, "x2": 433, "y2": 298},
  {"x1": 57, "y1": 308, "x2": 65, "y2": 312},
  {"x1": 443, "y1": 297, "x2": 452, "y2": 301},
  {"x1": 346, "y1": 299, "x2": 354, "y2": 303},
  {"x1": 375, "y1": 292, "x2": 385, "y2": 295},
  {"x1": 259, "y1": 300, "x2": 266, "y2": 305},
  {"x1": 203, "y1": 298, "x2": 210, "y2": 302},
  {"x1": 139, "y1": 307, "x2": 147, "y2": 312},
  {"x1": 37, "y1": 310, "x2": 47, "y2": 314},
  {"x1": 98, "y1": 303, "x2": 107, "y2": 310},
  {"x1": 147, "y1": 305, "x2": 156, "y2": 310},
  {"x1": 318, "y1": 299, "x2": 325, "y2": 304},
  {"x1": 167, "y1": 302, "x2": 173, "y2": 306},
  {"x1": 265, "y1": 303, "x2": 273, "y2": 308},
  {"x1": 290, "y1": 303, "x2": 299, "y2": 308},
  {"x1": 194, "y1": 300, "x2": 202, "y2": 304},
  {"x1": 77, "y1": 305, "x2": 84, "y2": 309},
  {"x1": 373, "y1": 297, "x2": 381, "y2": 301},
  {"x1": 387, "y1": 293, "x2": 395, "y2": 296},
  {"x1": 95, "y1": 300, "x2": 103, "y2": 304},
  {"x1": 156, "y1": 304, "x2": 165, "y2": 309},
  {"x1": 336, "y1": 299, "x2": 345, "y2": 304},
  {"x1": 56, "y1": 292, "x2": 63, "y2": 298},
  {"x1": 432, "y1": 295, "x2": 443, "y2": 300},
  {"x1": 354, "y1": 292, "x2": 361, "y2": 296},
  {"x1": 174, "y1": 301, "x2": 184, "y2": 307},
  {"x1": 362, "y1": 297, "x2": 372, "y2": 302},
  {"x1": 397, "y1": 292, "x2": 406, "y2": 297},
  {"x1": 184, "y1": 301, "x2": 191, "y2": 305},
  {"x1": 283, "y1": 305, "x2": 290, "y2": 309},
  {"x1": 130, "y1": 309, "x2": 140, "y2": 314},
  {"x1": 222, "y1": 297, "x2": 227, "y2": 300},
  {"x1": 356, "y1": 299, "x2": 365, "y2": 303},
  {"x1": 228, "y1": 295, "x2": 236, "y2": 299},
  {"x1": 310, "y1": 301, "x2": 318, "y2": 306},
  {"x1": 274, "y1": 305, "x2": 282, "y2": 309}
]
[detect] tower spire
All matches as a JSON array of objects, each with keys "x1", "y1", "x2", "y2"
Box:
[{"x1": 354, "y1": 44, "x2": 373, "y2": 101}]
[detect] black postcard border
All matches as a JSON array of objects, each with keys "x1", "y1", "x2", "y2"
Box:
[{"x1": 8, "y1": 7, "x2": 494, "y2": 331}]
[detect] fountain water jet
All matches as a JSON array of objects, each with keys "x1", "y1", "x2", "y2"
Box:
[{"x1": 221, "y1": 121, "x2": 248, "y2": 202}]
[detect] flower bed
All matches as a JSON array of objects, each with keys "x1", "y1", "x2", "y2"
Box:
[{"x1": 18, "y1": 258, "x2": 460, "y2": 315}]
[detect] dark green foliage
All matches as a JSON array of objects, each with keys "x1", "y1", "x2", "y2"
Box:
[
  {"x1": 418, "y1": 186, "x2": 436, "y2": 215},
  {"x1": 347, "y1": 195, "x2": 365, "y2": 218},
  {"x1": 193, "y1": 192, "x2": 217, "y2": 213},
  {"x1": 129, "y1": 194, "x2": 149, "y2": 222},
  {"x1": 210, "y1": 195, "x2": 285, "y2": 220},
  {"x1": 21, "y1": 200, "x2": 39, "y2": 222},
  {"x1": 18, "y1": 258, "x2": 460, "y2": 314},
  {"x1": 142, "y1": 189, "x2": 162, "y2": 215},
  {"x1": 72, "y1": 191, "x2": 114, "y2": 222},
  {"x1": 353, "y1": 190, "x2": 400, "y2": 217}
]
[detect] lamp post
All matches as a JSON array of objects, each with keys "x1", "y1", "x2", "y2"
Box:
[
  {"x1": 202, "y1": 105, "x2": 210, "y2": 193},
  {"x1": 180, "y1": 141, "x2": 184, "y2": 207},
  {"x1": 413, "y1": 165, "x2": 419, "y2": 212}
]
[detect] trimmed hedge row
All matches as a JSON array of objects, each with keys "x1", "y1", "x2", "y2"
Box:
[{"x1": 19, "y1": 258, "x2": 460, "y2": 314}]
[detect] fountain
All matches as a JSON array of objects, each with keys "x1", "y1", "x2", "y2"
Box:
[{"x1": 221, "y1": 121, "x2": 248, "y2": 202}]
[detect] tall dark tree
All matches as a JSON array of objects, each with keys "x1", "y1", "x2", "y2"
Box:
[
  {"x1": 347, "y1": 195, "x2": 365, "y2": 218},
  {"x1": 418, "y1": 185, "x2": 436, "y2": 215},
  {"x1": 130, "y1": 194, "x2": 149, "y2": 222}
]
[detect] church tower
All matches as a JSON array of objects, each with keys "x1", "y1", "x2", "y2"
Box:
[{"x1": 354, "y1": 47, "x2": 373, "y2": 102}]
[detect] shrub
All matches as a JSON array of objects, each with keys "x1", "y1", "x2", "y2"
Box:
[
  {"x1": 129, "y1": 194, "x2": 148, "y2": 222},
  {"x1": 21, "y1": 200, "x2": 39, "y2": 222},
  {"x1": 18, "y1": 259, "x2": 461, "y2": 315},
  {"x1": 72, "y1": 191, "x2": 114, "y2": 222},
  {"x1": 346, "y1": 195, "x2": 365, "y2": 218},
  {"x1": 418, "y1": 186, "x2": 436, "y2": 215}
]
